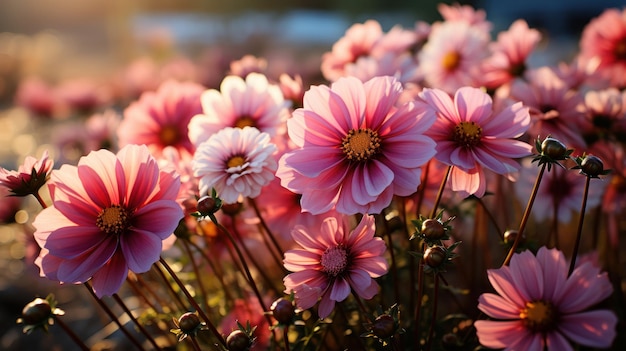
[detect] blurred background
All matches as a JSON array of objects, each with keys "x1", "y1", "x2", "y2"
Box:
[{"x1": 1, "y1": 0, "x2": 624, "y2": 349}]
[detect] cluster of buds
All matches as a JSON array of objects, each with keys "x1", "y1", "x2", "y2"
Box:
[{"x1": 411, "y1": 210, "x2": 455, "y2": 245}]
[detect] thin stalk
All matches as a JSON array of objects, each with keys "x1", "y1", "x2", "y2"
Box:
[
  {"x1": 181, "y1": 239, "x2": 210, "y2": 310},
  {"x1": 425, "y1": 274, "x2": 440, "y2": 351},
  {"x1": 248, "y1": 197, "x2": 285, "y2": 261},
  {"x1": 189, "y1": 335, "x2": 202, "y2": 351},
  {"x1": 159, "y1": 257, "x2": 226, "y2": 347},
  {"x1": 429, "y1": 166, "x2": 452, "y2": 219},
  {"x1": 568, "y1": 176, "x2": 591, "y2": 276},
  {"x1": 112, "y1": 293, "x2": 163, "y2": 351},
  {"x1": 474, "y1": 196, "x2": 503, "y2": 239},
  {"x1": 126, "y1": 277, "x2": 162, "y2": 314},
  {"x1": 186, "y1": 239, "x2": 237, "y2": 304},
  {"x1": 283, "y1": 326, "x2": 291, "y2": 351},
  {"x1": 83, "y1": 283, "x2": 146, "y2": 350},
  {"x1": 33, "y1": 191, "x2": 48, "y2": 209},
  {"x1": 503, "y1": 163, "x2": 546, "y2": 266},
  {"x1": 53, "y1": 315, "x2": 90, "y2": 351},
  {"x1": 380, "y1": 211, "x2": 400, "y2": 307},
  {"x1": 152, "y1": 263, "x2": 188, "y2": 312},
  {"x1": 413, "y1": 242, "x2": 426, "y2": 345}
]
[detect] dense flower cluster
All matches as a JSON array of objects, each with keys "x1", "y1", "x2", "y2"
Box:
[{"x1": 1, "y1": 3, "x2": 624, "y2": 351}]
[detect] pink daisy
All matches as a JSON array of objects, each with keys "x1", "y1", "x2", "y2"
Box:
[
  {"x1": 583, "y1": 88, "x2": 626, "y2": 142},
  {"x1": 0, "y1": 150, "x2": 53, "y2": 197},
  {"x1": 228, "y1": 54, "x2": 268, "y2": 78},
  {"x1": 420, "y1": 86, "x2": 532, "y2": 197},
  {"x1": 283, "y1": 214, "x2": 388, "y2": 319},
  {"x1": 188, "y1": 73, "x2": 290, "y2": 146},
  {"x1": 437, "y1": 3, "x2": 492, "y2": 32},
  {"x1": 579, "y1": 8, "x2": 626, "y2": 88},
  {"x1": 192, "y1": 126, "x2": 277, "y2": 204},
  {"x1": 418, "y1": 20, "x2": 490, "y2": 93},
  {"x1": 32, "y1": 144, "x2": 183, "y2": 297},
  {"x1": 509, "y1": 67, "x2": 588, "y2": 151},
  {"x1": 481, "y1": 19, "x2": 542, "y2": 90},
  {"x1": 475, "y1": 247, "x2": 617, "y2": 350},
  {"x1": 118, "y1": 79, "x2": 204, "y2": 159},
  {"x1": 277, "y1": 75, "x2": 436, "y2": 215}
]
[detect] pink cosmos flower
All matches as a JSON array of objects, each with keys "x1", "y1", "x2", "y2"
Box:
[
  {"x1": 481, "y1": 20, "x2": 542, "y2": 90},
  {"x1": 14, "y1": 77, "x2": 57, "y2": 118},
  {"x1": 32, "y1": 144, "x2": 183, "y2": 297},
  {"x1": 475, "y1": 247, "x2": 617, "y2": 350},
  {"x1": 583, "y1": 88, "x2": 626, "y2": 142},
  {"x1": 0, "y1": 150, "x2": 54, "y2": 197},
  {"x1": 420, "y1": 86, "x2": 532, "y2": 197},
  {"x1": 418, "y1": 20, "x2": 490, "y2": 93},
  {"x1": 437, "y1": 3, "x2": 492, "y2": 32},
  {"x1": 277, "y1": 75, "x2": 436, "y2": 215},
  {"x1": 118, "y1": 79, "x2": 204, "y2": 159},
  {"x1": 283, "y1": 214, "x2": 388, "y2": 319},
  {"x1": 509, "y1": 67, "x2": 588, "y2": 151},
  {"x1": 188, "y1": 73, "x2": 290, "y2": 147},
  {"x1": 579, "y1": 8, "x2": 626, "y2": 88},
  {"x1": 229, "y1": 54, "x2": 268, "y2": 78},
  {"x1": 278, "y1": 73, "x2": 305, "y2": 109},
  {"x1": 192, "y1": 126, "x2": 277, "y2": 204}
]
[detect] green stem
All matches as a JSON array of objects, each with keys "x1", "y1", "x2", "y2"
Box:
[
  {"x1": 502, "y1": 163, "x2": 546, "y2": 266},
  {"x1": 112, "y1": 293, "x2": 163, "y2": 351},
  {"x1": 568, "y1": 176, "x2": 591, "y2": 276}
]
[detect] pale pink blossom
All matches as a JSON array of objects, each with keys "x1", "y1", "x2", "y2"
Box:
[
  {"x1": 229, "y1": 54, "x2": 268, "y2": 78},
  {"x1": 437, "y1": 3, "x2": 492, "y2": 32},
  {"x1": 418, "y1": 21, "x2": 490, "y2": 93},
  {"x1": 0, "y1": 150, "x2": 54, "y2": 197},
  {"x1": 420, "y1": 86, "x2": 532, "y2": 197},
  {"x1": 33, "y1": 144, "x2": 183, "y2": 297},
  {"x1": 14, "y1": 77, "x2": 57, "y2": 118},
  {"x1": 475, "y1": 247, "x2": 617, "y2": 350},
  {"x1": 192, "y1": 126, "x2": 277, "y2": 204},
  {"x1": 188, "y1": 73, "x2": 290, "y2": 146},
  {"x1": 277, "y1": 76, "x2": 436, "y2": 215},
  {"x1": 118, "y1": 79, "x2": 204, "y2": 159},
  {"x1": 583, "y1": 88, "x2": 626, "y2": 142},
  {"x1": 283, "y1": 215, "x2": 388, "y2": 319}
]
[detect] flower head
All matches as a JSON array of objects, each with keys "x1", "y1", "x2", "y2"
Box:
[
  {"x1": 33, "y1": 144, "x2": 183, "y2": 297},
  {"x1": 277, "y1": 75, "x2": 436, "y2": 215},
  {"x1": 420, "y1": 86, "x2": 532, "y2": 197},
  {"x1": 118, "y1": 79, "x2": 204, "y2": 159},
  {"x1": 192, "y1": 126, "x2": 277, "y2": 204},
  {"x1": 0, "y1": 150, "x2": 53, "y2": 197},
  {"x1": 475, "y1": 247, "x2": 617, "y2": 350},
  {"x1": 283, "y1": 214, "x2": 388, "y2": 319}
]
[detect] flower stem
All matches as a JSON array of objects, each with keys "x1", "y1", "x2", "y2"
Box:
[
  {"x1": 568, "y1": 175, "x2": 591, "y2": 276},
  {"x1": 425, "y1": 274, "x2": 439, "y2": 351},
  {"x1": 380, "y1": 211, "x2": 400, "y2": 308},
  {"x1": 181, "y1": 239, "x2": 210, "y2": 310},
  {"x1": 83, "y1": 283, "x2": 146, "y2": 351},
  {"x1": 283, "y1": 326, "x2": 291, "y2": 351},
  {"x1": 249, "y1": 197, "x2": 286, "y2": 265},
  {"x1": 413, "y1": 242, "x2": 425, "y2": 345},
  {"x1": 189, "y1": 335, "x2": 202, "y2": 351},
  {"x1": 112, "y1": 293, "x2": 163, "y2": 351},
  {"x1": 429, "y1": 166, "x2": 452, "y2": 219},
  {"x1": 159, "y1": 257, "x2": 226, "y2": 347},
  {"x1": 53, "y1": 315, "x2": 90, "y2": 351},
  {"x1": 32, "y1": 191, "x2": 48, "y2": 209},
  {"x1": 502, "y1": 163, "x2": 546, "y2": 266}
]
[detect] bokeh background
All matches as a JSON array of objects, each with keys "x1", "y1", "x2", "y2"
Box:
[{"x1": 1, "y1": 0, "x2": 624, "y2": 350}]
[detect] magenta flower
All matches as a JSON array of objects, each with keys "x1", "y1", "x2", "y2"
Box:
[
  {"x1": 283, "y1": 214, "x2": 388, "y2": 319},
  {"x1": 118, "y1": 79, "x2": 204, "y2": 159},
  {"x1": 475, "y1": 247, "x2": 617, "y2": 350},
  {"x1": 0, "y1": 150, "x2": 53, "y2": 197},
  {"x1": 277, "y1": 75, "x2": 436, "y2": 215},
  {"x1": 420, "y1": 86, "x2": 532, "y2": 197},
  {"x1": 188, "y1": 73, "x2": 290, "y2": 147},
  {"x1": 33, "y1": 144, "x2": 183, "y2": 297},
  {"x1": 192, "y1": 126, "x2": 277, "y2": 204}
]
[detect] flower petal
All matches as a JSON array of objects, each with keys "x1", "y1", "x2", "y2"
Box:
[
  {"x1": 90, "y1": 250, "x2": 129, "y2": 297},
  {"x1": 559, "y1": 310, "x2": 618, "y2": 348}
]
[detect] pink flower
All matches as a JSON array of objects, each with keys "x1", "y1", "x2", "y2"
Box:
[
  {"x1": 437, "y1": 3, "x2": 492, "y2": 32},
  {"x1": 475, "y1": 247, "x2": 617, "y2": 350},
  {"x1": 418, "y1": 20, "x2": 490, "y2": 93},
  {"x1": 283, "y1": 214, "x2": 388, "y2": 319},
  {"x1": 188, "y1": 73, "x2": 290, "y2": 147},
  {"x1": 481, "y1": 20, "x2": 542, "y2": 90},
  {"x1": 420, "y1": 86, "x2": 532, "y2": 197},
  {"x1": 583, "y1": 88, "x2": 626, "y2": 142},
  {"x1": 192, "y1": 127, "x2": 277, "y2": 204},
  {"x1": 118, "y1": 79, "x2": 204, "y2": 159},
  {"x1": 277, "y1": 76, "x2": 436, "y2": 215},
  {"x1": 579, "y1": 8, "x2": 626, "y2": 88},
  {"x1": 32, "y1": 144, "x2": 183, "y2": 297},
  {"x1": 229, "y1": 54, "x2": 268, "y2": 78},
  {"x1": 509, "y1": 67, "x2": 588, "y2": 150},
  {"x1": 0, "y1": 150, "x2": 54, "y2": 197},
  {"x1": 14, "y1": 77, "x2": 57, "y2": 118}
]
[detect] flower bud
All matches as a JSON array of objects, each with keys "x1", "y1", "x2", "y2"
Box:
[
  {"x1": 221, "y1": 202, "x2": 243, "y2": 216},
  {"x1": 197, "y1": 196, "x2": 219, "y2": 216},
  {"x1": 541, "y1": 138, "x2": 567, "y2": 160},
  {"x1": 503, "y1": 230, "x2": 525, "y2": 246},
  {"x1": 226, "y1": 329, "x2": 252, "y2": 351},
  {"x1": 580, "y1": 155, "x2": 605, "y2": 177},
  {"x1": 270, "y1": 298, "x2": 295, "y2": 325},
  {"x1": 424, "y1": 246, "x2": 447, "y2": 268},
  {"x1": 177, "y1": 312, "x2": 201, "y2": 334},
  {"x1": 371, "y1": 314, "x2": 396, "y2": 339},
  {"x1": 21, "y1": 298, "x2": 52, "y2": 325},
  {"x1": 421, "y1": 219, "x2": 446, "y2": 240}
]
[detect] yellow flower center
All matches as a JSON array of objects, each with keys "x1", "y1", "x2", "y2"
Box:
[
  {"x1": 226, "y1": 155, "x2": 246, "y2": 169},
  {"x1": 520, "y1": 300, "x2": 558, "y2": 333},
  {"x1": 442, "y1": 51, "x2": 461, "y2": 71},
  {"x1": 234, "y1": 116, "x2": 256, "y2": 129},
  {"x1": 453, "y1": 121, "x2": 482, "y2": 148},
  {"x1": 341, "y1": 128, "x2": 381, "y2": 162},
  {"x1": 96, "y1": 205, "x2": 130, "y2": 236},
  {"x1": 159, "y1": 125, "x2": 180, "y2": 146},
  {"x1": 320, "y1": 245, "x2": 348, "y2": 277}
]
